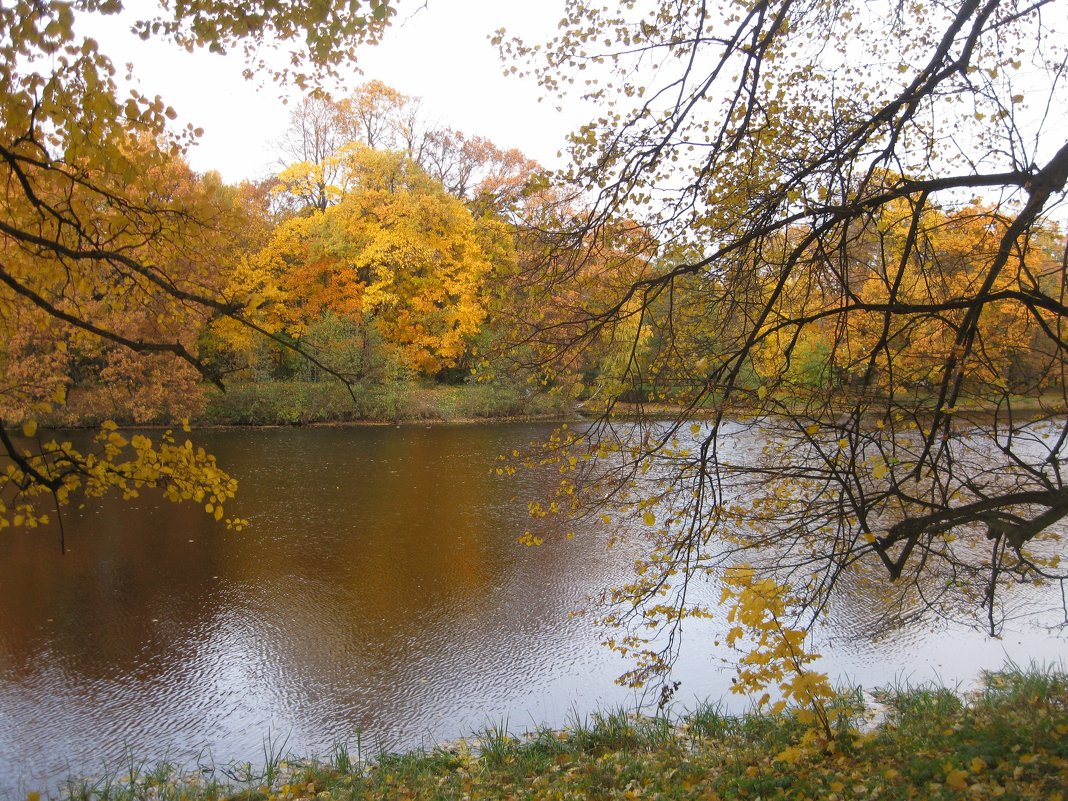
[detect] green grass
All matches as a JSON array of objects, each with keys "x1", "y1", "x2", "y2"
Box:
[
  {"x1": 35, "y1": 664, "x2": 1068, "y2": 801},
  {"x1": 41, "y1": 381, "x2": 572, "y2": 428},
  {"x1": 198, "y1": 381, "x2": 572, "y2": 426}
]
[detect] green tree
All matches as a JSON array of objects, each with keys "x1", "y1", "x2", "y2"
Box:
[{"x1": 504, "y1": 0, "x2": 1068, "y2": 688}]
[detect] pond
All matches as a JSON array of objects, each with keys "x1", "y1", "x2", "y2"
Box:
[{"x1": 0, "y1": 423, "x2": 1064, "y2": 798}]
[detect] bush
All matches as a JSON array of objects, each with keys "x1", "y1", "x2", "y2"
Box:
[{"x1": 196, "y1": 380, "x2": 571, "y2": 425}]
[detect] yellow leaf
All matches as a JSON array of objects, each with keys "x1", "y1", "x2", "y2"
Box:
[
  {"x1": 945, "y1": 769, "x2": 969, "y2": 790},
  {"x1": 22, "y1": 420, "x2": 37, "y2": 437},
  {"x1": 774, "y1": 745, "x2": 804, "y2": 764},
  {"x1": 872, "y1": 462, "x2": 888, "y2": 479},
  {"x1": 642, "y1": 510, "x2": 655, "y2": 526},
  {"x1": 757, "y1": 385, "x2": 767, "y2": 401},
  {"x1": 804, "y1": 424, "x2": 819, "y2": 435}
]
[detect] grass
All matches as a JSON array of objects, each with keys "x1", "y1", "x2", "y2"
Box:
[
  {"x1": 41, "y1": 381, "x2": 573, "y2": 428},
  {"x1": 31, "y1": 663, "x2": 1068, "y2": 801},
  {"x1": 199, "y1": 381, "x2": 572, "y2": 426}
]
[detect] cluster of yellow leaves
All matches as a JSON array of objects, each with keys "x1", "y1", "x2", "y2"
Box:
[
  {"x1": 0, "y1": 421, "x2": 245, "y2": 533},
  {"x1": 0, "y1": 139, "x2": 263, "y2": 425},
  {"x1": 720, "y1": 565, "x2": 839, "y2": 740},
  {"x1": 745, "y1": 194, "x2": 1063, "y2": 395}
]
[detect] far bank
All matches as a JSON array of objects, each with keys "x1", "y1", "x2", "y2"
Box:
[{"x1": 38, "y1": 381, "x2": 575, "y2": 428}]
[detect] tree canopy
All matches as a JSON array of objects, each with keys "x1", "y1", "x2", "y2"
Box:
[
  {"x1": 273, "y1": 82, "x2": 540, "y2": 215},
  {"x1": 0, "y1": 0, "x2": 396, "y2": 537},
  {"x1": 250, "y1": 146, "x2": 492, "y2": 377},
  {"x1": 502, "y1": 0, "x2": 1068, "y2": 688}
]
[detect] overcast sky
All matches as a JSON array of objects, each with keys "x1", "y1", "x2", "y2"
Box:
[
  {"x1": 86, "y1": 1, "x2": 582, "y2": 183},
  {"x1": 86, "y1": 0, "x2": 1066, "y2": 206}
]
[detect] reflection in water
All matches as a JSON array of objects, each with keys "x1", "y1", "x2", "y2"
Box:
[{"x1": 0, "y1": 423, "x2": 1064, "y2": 798}]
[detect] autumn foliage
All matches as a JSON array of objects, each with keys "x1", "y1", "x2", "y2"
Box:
[
  {"x1": 4, "y1": 0, "x2": 1068, "y2": 737},
  {"x1": 250, "y1": 147, "x2": 491, "y2": 377}
]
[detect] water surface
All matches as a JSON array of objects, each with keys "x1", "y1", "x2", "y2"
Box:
[{"x1": 0, "y1": 423, "x2": 1063, "y2": 797}]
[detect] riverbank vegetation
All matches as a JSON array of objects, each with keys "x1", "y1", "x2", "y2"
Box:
[
  {"x1": 38, "y1": 381, "x2": 570, "y2": 428},
  {"x1": 0, "y1": 77, "x2": 567, "y2": 431},
  {"x1": 45, "y1": 665, "x2": 1068, "y2": 801}
]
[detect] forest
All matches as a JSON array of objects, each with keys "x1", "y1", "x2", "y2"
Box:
[{"x1": 2, "y1": 80, "x2": 1064, "y2": 426}]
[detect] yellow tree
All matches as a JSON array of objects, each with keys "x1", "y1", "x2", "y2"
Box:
[
  {"x1": 275, "y1": 96, "x2": 352, "y2": 212},
  {"x1": 339, "y1": 80, "x2": 409, "y2": 149},
  {"x1": 263, "y1": 146, "x2": 491, "y2": 378},
  {"x1": 273, "y1": 81, "x2": 542, "y2": 220},
  {"x1": 0, "y1": 0, "x2": 398, "y2": 540},
  {"x1": 272, "y1": 83, "x2": 413, "y2": 212}
]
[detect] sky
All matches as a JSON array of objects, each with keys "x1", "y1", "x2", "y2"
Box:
[
  {"x1": 85, "y1": 1, "x2": 582, "y2": 183},
  {"x1": 83, "y1": 1, "x2": 1067, "y2": 207}
]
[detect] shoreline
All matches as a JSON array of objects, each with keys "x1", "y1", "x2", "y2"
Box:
[
  {"x1": 32, "y1": 381, "x2": 578, "y2": 431},
  {"x1": 13, "y1": 664, "x2": 1067, "y2": 801},
  {"x1": 36, "y1": 412, "x2": 578, "y2": 433},
  {"x1": 28, "y1": 379, "x2": 1068, "y2": 432}
]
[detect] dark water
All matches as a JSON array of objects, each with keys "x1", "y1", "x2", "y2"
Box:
[{"x1": 0, "y1": 423, "x2": 1064, "y2": 797}]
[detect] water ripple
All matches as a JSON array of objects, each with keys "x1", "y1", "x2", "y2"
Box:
[{"x1": 1, "y1": 424, "x2": 1064, "y2": 798}]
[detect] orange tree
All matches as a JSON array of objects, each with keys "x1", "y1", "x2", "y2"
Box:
[
  {"x1": 502, "y1": 0, "x2": 1068, "y2": 691},
  {"x1": 233, "y1": 146, "x2": 492, "y2": 380},
  {"x1": 0, "y1": 0, "x2": 397, "y2": 541}
]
